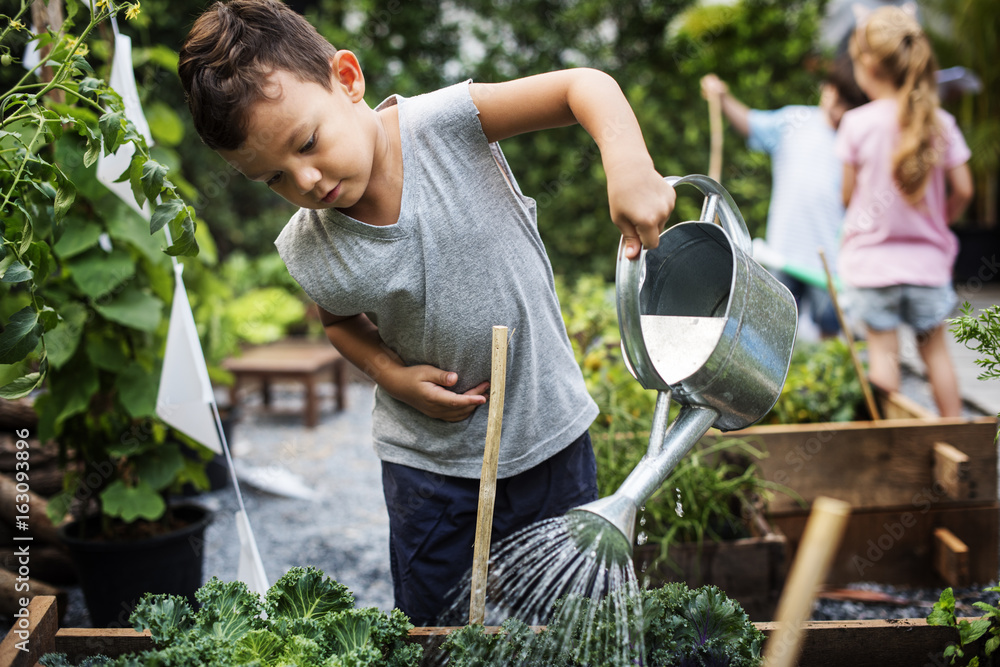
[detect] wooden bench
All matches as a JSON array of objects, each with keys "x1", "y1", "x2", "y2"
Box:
[{"x1": 221, "y1": 340, "x2": 347, "y2": 428}]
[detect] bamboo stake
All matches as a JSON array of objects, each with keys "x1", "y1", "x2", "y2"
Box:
[
  {"x1": 763, "y1": 496, "x2": 851, "y2": 667},
  {"x1": 469, "y1": 326, "x2": 509, "y2": 625},
  {"x1": 708, "y1": 91, "x2": 723, "y2": 183},
  {"x1": 818, "y1": 248, "x2": 881, "y2": 421}
]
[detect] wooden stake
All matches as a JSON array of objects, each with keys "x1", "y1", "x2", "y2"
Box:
[
  {"x1": 763, "y1": 496, "x2": 851, "y2": 667},
  {"x1": 708, "y1": 92, "x2": 723, "y2": 182},
  {"x1": 818, "y1": 248, "x2": 881, "y2": 421},
  {"x1": 469, "y1": 326, "x2": 509, "y2": 625}
]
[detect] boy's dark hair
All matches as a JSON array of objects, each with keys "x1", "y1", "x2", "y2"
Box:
[
  {"x1": 824, "y1": 52, "x2": 868, "y2": 110},
  {"x1": 178, "y1": 0, "x2": 338, "y2": 151}
]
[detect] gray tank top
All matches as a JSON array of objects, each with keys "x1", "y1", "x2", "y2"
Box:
[{"x1": 275, "y1": 81, "x2": 597, "y2": 478}]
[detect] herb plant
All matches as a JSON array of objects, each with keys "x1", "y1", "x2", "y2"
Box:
[
  {"x1": 927, "y1": 585, "x2": 1000, "y2": 666},
  {"x1": 950, "y1": 302, "x2": 1000, "y2": 421},
  {"x1": 42, "y1": 567, "x2": 423, "y2": 666}
]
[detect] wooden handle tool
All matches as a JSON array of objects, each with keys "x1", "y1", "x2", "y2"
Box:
[
  {"x1": 763, "y1": 496, "x2": 851, "y2": 667},
  {"x1": 469, "y1": 326, "x2": 509, "y2": 625}
]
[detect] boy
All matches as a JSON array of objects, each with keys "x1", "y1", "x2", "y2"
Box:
[
  {"x1": 179, "y1": 0, "x2": 675, "y2": 625},
  {"x1": 700, "y1": 55, "x2": 867, "y2": 339}
]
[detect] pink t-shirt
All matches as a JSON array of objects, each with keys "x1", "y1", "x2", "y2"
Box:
[{"x1": 835, "y1": 98, "x2": 970, "y2": 287}]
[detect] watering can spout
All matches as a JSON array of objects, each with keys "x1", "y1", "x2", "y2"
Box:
[{"x1": 571, "y1": 404, "x2": 719, "y2": 546}]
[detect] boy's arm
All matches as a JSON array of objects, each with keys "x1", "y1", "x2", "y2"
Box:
[
  {"x1": 700, "y1": 74, "x2": 751, "y2": 138},
  {"x1": 318, "y1": 307, "x2": 488, "y2": 422},
  {"x1": 469, "y1": 69, "x2": 675, "y2": 260}
]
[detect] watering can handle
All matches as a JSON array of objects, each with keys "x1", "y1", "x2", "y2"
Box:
[{"x1": 663, "y1": 175, "x2": 753, "y2": 256}]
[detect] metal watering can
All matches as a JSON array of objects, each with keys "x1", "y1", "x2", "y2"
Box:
[{"x1": 572, "y1": 175, "x2": 798, "y2": 545}]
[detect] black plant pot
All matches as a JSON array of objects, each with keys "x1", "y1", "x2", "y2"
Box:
[{"x1": 58, "y1": 503, "x2": 213, "y2": 628}]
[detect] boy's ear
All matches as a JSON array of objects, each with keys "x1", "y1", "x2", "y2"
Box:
[{"x1": 331, "y1": 50, "x2": 365, "y2": 102}]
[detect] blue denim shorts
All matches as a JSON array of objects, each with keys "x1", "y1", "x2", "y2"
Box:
[{"x1": 845, "y1": 283, "x2": 957, "y2": 335}]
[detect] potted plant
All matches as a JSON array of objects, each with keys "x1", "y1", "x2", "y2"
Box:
[{"x1": 0, "y1": 0, "x2": 209, "y2": 626}]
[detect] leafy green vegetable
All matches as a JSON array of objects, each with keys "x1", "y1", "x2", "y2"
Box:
[
  {"x1": 44, "y1": 567, "x2": 421, "y2": 666},
  {"x1": 439, "y1": 583, "x2": 763, "y2": 666}
]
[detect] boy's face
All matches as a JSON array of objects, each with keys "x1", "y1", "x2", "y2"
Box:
[
  {"x1": 220, "y1": 55, "x2": 374, "y2": 211},
  {"x1": 819, "y1": 84, "x2": 848, "y2": 129}
]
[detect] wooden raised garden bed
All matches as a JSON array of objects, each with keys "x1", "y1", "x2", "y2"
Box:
[
  {"x1": 0, "y1": 595, "x2": 972, "y2": 667},
  {"x1": 702, "y1": 389, "x2": 999, "y2": 589},
  {"x1": 633, "y1": 503, "x2": 788, "y2": 621}
]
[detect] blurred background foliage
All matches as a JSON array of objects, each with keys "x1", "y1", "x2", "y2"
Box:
[{"x1": 1, "y1": 0, "x2": 993, "y2": 362}]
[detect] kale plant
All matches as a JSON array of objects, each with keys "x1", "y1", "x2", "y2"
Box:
[
  {"x1": 950, "y1": 302, "x2": 1000, "y2": 423},
  {"x1": 439, "y1": 583, "x2": 763, "y2": 667},
  {"x1": 42, "y1": 567, "x2": 422, "y2": 666}
]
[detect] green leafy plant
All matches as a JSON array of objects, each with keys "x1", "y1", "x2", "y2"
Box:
[
  {"x1": 950, "y1": 302, "x2": 1000, "y2": 422},
  {"x1": 41, "y1": 566, "x2": 423, "y2": 666},
  {"x1": 440, "y1": 583, "x2": 764, "y2": 666},
  {"x1": 761, "y1": 338, "x2": 866, "y2": 425},
  {"x1": 927, "y1": 586, "x2": 1000, "y2": 665},
  {"x1": 0, "y1": 0, "x2": 209, "y2": 534}
]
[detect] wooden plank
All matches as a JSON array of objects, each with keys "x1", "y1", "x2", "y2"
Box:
[
  {"x1": 0, "y1": 595, "x2": 58, "y2": 667},
  {"x1": 708, "y1": 417, "x2": 998, "y2": 513},
  {"x1": 877, "y1": 388, "x2": 937, "y2": 420},
  {"x1": 54, "y1": 628, "x2": 154, "y2": 662},
  {"x1": 756, "y1": 618, "x2": 967, "y2": 667},
  {"x1": 934, "y1": 442, "x2": 972, "y2": 500},
  {"x1": 771, "y1": 503, "x2": 999, "y2": 587},
  {"x1": 934, "y1": 527, "x2": 970, "y2": 588}
]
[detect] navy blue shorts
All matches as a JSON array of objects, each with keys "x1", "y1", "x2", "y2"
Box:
[{"x1": 381, "y1": 431, "x2": 598, "y2": 626}]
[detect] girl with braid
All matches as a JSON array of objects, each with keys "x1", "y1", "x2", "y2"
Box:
[{"x1": 837, "y1": 6, "x2": 973, "y2": 417}]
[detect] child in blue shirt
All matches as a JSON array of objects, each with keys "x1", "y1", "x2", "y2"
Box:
[{"x1": 701, "y1": 55, "x2": 867, "y2": 338}]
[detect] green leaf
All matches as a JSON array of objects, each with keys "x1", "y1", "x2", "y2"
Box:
[
  {"x1": 959, "y1": 618, "x2": 993, "y2": 646},
  {"x1": 146, "y1": 102, "x2": 185, "y2": 147},
  {"x1": 928, "y1": 587, "x2": 957, "y2": 626},
  {"x1": 116, "y1": 361, "x2": 158, "y2": 418},
  {"x1": 86, "y1": 335, "x2": 129, "y2": 371},
  {"x1": 0, "y1": 372, "x2": 43, "y2": 400},
  {"x1": 129, "y1": 154, "x2": 147, "y2": 209},
  {"x1": 94, "y1": 285, "x2": 163, "y2": 332},
  {"x1": 99, "y1": 110, "x2": 125, "y2": 155},
  {"x1": 44, "y1": 302, "x2": 88, "y2": 369},
  {"x1": 53, "y1": 221, "x2": 102, "y2": 259},
  {"x1": 134, "y1": 442, "x2": 185, "y2": 491},
  {"x1": 0, "y1": 261, "x2": 33, "y2": 283},
  {"x1": 68, "y1": 247, "x2": 135, "y2": 299},
  {"x1": 0, "y1": 307, "x2": 42, "y2": 364},
  {"x1": 83, "y1": 137, "x2": 101, "y2": 167},
  {"x1": 141, "y1": 159, "x2": 169, "y2": 203},
  {"x1": 264, "y1": 567, "x2": 354, "y2": 622},
  {"x1": 54, "y1": 182, "x2": 75, "y2": 221},
  {"x1": 100, "y1": 479, "x2": 166, "y2": 522},
  {"x1": 149, "y1": 197, "x2": 185, "y2": 234}
]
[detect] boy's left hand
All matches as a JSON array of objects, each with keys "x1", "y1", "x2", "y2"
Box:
[{"x1": 607, "y1": 165, "x2": 676, "y2": 260}]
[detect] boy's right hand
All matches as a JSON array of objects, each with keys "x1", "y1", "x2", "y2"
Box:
[{"x1": 386, "y1": 365, "x2": 489, "y2": 422}]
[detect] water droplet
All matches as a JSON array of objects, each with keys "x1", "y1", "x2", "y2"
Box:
[
  {"x1": 639, "y1": 515, "x2": 646, "y2": 526},
  {"x1": 636, "y1": 531, "x2": 647, "y2": 546},
  {"x1": 674, "y1": 488, "x2": 685, "y2": 517}
]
